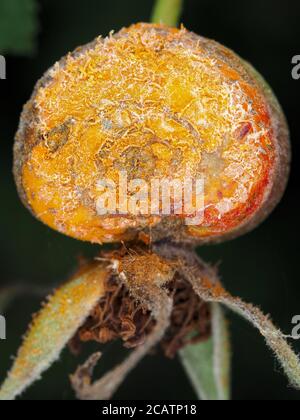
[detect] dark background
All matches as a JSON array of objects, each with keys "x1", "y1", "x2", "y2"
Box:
[{"x1": 0, "y1": 0, "x2": 300, "y2": 400}]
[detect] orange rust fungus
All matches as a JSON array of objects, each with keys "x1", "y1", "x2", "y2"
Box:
[{"x1": 14, "y1": 23, "x2": 290, "y2": 245}]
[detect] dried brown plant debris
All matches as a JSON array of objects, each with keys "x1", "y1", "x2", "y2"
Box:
[{"x1": 70, "y1": 266, "x2": 211, "y2": 359}]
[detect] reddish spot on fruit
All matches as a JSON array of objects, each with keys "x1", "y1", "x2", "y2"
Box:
[{"x1": 235, "y1": 122, "x2": 253, "y2": 140}]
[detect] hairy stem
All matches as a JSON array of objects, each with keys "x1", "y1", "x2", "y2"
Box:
[
  {"x1": 156, "y1": 243, "x2": 300, "y2": 390},
  {"x1": 151, "y1": 0, "x2": 183, "y2": 27}
]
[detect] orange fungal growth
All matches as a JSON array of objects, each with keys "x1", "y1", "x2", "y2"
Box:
[{"x1": 14, "y1": 23, "x2": 290, "y2": 244}]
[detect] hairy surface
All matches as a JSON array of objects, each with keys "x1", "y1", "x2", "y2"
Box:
[{"x1": 14, "y1": 23, "x2": 290, "y2": 244}]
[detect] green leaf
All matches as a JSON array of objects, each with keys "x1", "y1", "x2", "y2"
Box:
[
  {"x1": 180, "y1": 303, "x2": 231, "y2": 400},
  {"x1": 0, "y1": 0, "x2": 38, "y2": 56}
]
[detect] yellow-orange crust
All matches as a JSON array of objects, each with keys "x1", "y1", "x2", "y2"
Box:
[{"x1": 14, "y1": 23, "x2": 290, "y2": 244}]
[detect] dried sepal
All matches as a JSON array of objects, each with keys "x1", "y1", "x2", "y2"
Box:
[
  {"x1": 71, "y1": 290, "x2": 173, "y2": 400},
  {"x1": 180, "y1": 303, "x2": 231, "y2": 400},
  {"x1": 71, "y1": 250, "x2": 174, "y2": 400},
  {"x1": 206, "y1": 294, "x2": 300, "y2": 390},
  {"x1": 2, "y1": 242, "x2": 296, "y2": 401},
  {"x1": 156, "y1": 244, "x2": 300, "y2": 390},
  {"x1": 0, "y1": 263, "x2": 109, "y2": 400},
  {"x1": 70, "y1": 352, "x2": 103, "y2": 399}
]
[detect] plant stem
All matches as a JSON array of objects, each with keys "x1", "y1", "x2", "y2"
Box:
[{"x1": 151, "y1": 0, "x2": 183, "y2": 27}]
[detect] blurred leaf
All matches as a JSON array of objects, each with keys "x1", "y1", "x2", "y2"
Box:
[
  {"x1": 0, "y1": 288, "x2": 19, "y2": 314},
  {"x1": 180, "y1": 303, "x2": 231, "y2": 400},
  {"x1": 151, "y1": 0, "x2": 183, "y2": 27},
  {"x1": 0, "y1": 285, "x2": 51, "y2": 314},
  {"x1": 0, "y1": 264, "x2": 108, "y2": 400},
  {"x1": 210, "y1": 303, "x2": 231, "y2": 400},
  {"x1": 0, "y1": 0, "x2": 38, "y2": 56},
  {"x1": 181, "y1": 338, "x2": 218, "y2": 400}
]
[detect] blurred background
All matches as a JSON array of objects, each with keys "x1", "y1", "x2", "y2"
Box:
[{"x1": 0, "y1": 0, "x2": 299, "y2": 400}]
